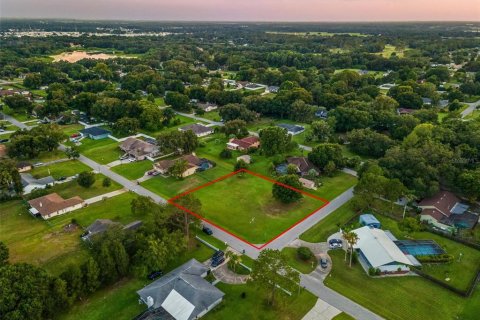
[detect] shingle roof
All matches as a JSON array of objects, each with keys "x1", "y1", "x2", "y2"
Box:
[
  {"x1": 418, "y1": 190, "x2": 460, "y2": 218},
  {"x1": 287, "y1": 157, "x2": 317, "y2": 174},
  {"x1": 120, "y1": 137, "x2": 158, "y2": 156},
  {"x1": 137, "y1": 259, "x2": 224, "y2": 320},
  {"x1": 277, "y1": 123, "x2": 305, "y2": 133},
  {"x1": 28, "y1": 193, "x2": 84, "y2": 217},
  {"x1": 179, "y1": 124, "x2": 213, "y2": 135}
]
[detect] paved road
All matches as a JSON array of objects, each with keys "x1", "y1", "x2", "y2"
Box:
[
  {"x1": 1, "y1": 113, "x2": 30, "y2": 130},
  {"x1": 57, "y1": 144, "x2": 168, "y2": 204},
  {"x1": 461, "y1": 99, "x2": 480, "y2": 118},
  {"x1": 301, "y1": 274, "x2": 384, "y2": 320}
]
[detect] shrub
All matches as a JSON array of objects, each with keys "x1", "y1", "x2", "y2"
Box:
[
  {"x1": 241, "y1": 292, "x2": 247, "y2": 299},
  {"x1": 297, "y1": 247, "x2": 314, "y2": 261},
  {"x1": 102, "y1": 177, "x2": 112, "y2": 187},
  {"x1": 219, "y1": 148, "x2": 233, "y2": 159},
  {"x1": 77, "y1": 171, "x2": 96, "y2": 188}
]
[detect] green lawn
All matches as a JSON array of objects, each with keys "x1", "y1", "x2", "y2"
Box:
[
  {"x1": 59, "y1": 238, "x2": 219, "y2": 320},
  {"x1": 30, "y1": 160, "x2": 91, "y2": 179},
  {"x1": 205, "y1": 282, "x2": 316, "y2": 320},
  {"x1": 332, "y1": 312, "x2": 355, "y2": 320},
  {"x1": 376, "y1": 44, "x2": 409, "y2": 58},
  {"x1": 300, "y1": 201, "x2": 357, "y2": 243},
  {"x1": 28, "y1": 149, "x2": 67, "y2": 163},
  {"x1": 325, "y1": 250, "x2": 476, "y2": 320},
  {"x1": 179, "y1": 173, "x2": 326, "y2": 244},
  {"x1": 111, "y1": 160, "x2": 153, "y2": 180},
  {"x1": 199, "y1": 111, "x2": 221, "y2": 122},
  {"x1": 139, "y1": 114, "x2": 198, "y2": 137},
  {"x1": 61, "y1": 123, "x2": 84, "y2": 136},
  {"x1": 309, "y1": 171, "x2": 357, "y2": 201},
  {"x1": 76, "y1": 138, "x2": 122, "y2": 164},
  {"x1": 49, "y1": 174, "x2": 122, "y2": 200},
  {"x1": 282, "y1": 247, "x2": 318, "y2": 274}
]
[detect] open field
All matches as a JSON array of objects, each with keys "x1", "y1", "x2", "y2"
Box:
[
  {"x1": 205, "y1": 282, "x2": 316, "y2": 320},
  {"x1": 265, "y1": 31, "x2": 368, "y2": 37},
  {"x1": 50, "y1": 173, "x2": 122, "y2": 199},
  {"x1": 51, "y1": 51, "x2": 135, "y2": 63},
  {"x1": 27, "y1": 149, "x2": 67, "y2": 163},
  {"x1": 30, "y1": 159, "x2": 91, "y2": 179},
  {"x1": 139, "y1": 114, "x2": 200, "y2": 137},
  {"x1": 111, "y1": 160, "x2": 153, "y2": 180},
  {"x1": 376, "y1": 44, "x2": 409, "y2": 58},
  {"x1": 172, "y1": 171, "x2": 326, "y2": 244},
  {"x1": 76, "y1": 138, "x2": 122, "y2": 164},
  {"x1": 325, "y1": 250, "x2": 479, "y2": 320},
  {"x1": 61, "y1": 123, "x2": 84, "y2": 136},
  {"x1": 282, "y1": 247, "x2": 318, "y2": 274}
]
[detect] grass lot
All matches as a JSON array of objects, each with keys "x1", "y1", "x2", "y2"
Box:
[
  {"x1": 200, "y1": 110, "x2": 221, "y2": 121},
  {"x1": 60, "y1": 123, "x2": 84, "y2": 136},
  {"x1": 282, "y1": 247, "x2": 318, "y2": 274},
  {"x1": 76, "y1": 138, "x2": 122, "y2": 164},
  {"x1": 332, "y1": 312, "x2": 355, "y2": 320},
  {"x1": 30, "y1": 160, "x2": 91, "y2": 179},
  {"x1": 376, "y1": 44, "x2": 409, "y2": 58},
  {"x1": 49, "y1": 173, "x2": 122, "y2": 200},
  {"x1": 465, "y1": 109, "x2": 480, "y2": 119},
  {"x1": 0, "y1": 193, "x2": 138, "y2": 276},
  {"x1": 309, "y1": 171, "x2": 356, "y2": 201},
  {"x1": 325, "y1": 250, "x2": 478, "y2": 320},
  {"x1": 205, "y1": 282, "x2": 316, "y2": 320},
  {"x1": 28, "y1": 149, "x2": 67, "y2": 163},
  {"x1": 111, "y1": 160, "x2": 153, "y2": 180},
  {"x1": 300, "y1": 201, "x2": 357, "y2": 242},
  {"x1": 375, "y1": 214, "x2": 480, "y2": 291},
  {"x1": 59, "y1": 238, "x2": 219, "y2": 320},
  {"x1": 177, "y1": 172, "x2": 326, "y2": 244}
]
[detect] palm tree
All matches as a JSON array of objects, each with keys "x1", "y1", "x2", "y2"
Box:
[
  {"x1": 344, "y1": 231, "x2": 359, "y2": 268},
  {"x1": 341, "y1": 227, "x2": 350, "y2": 262},
  {"x1": 226, "y1": 251, "x2": 241, "y2": 273}
]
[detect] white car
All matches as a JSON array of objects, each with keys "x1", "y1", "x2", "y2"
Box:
[{"x1": 128, "y1": 158, "x2": 136, "y2": 162}]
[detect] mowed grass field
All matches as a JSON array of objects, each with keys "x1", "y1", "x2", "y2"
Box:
[
  {"x1": 176, "y1": 172, "x2": 326, "y2": 244},
  {"x1": 30, "y1": 159, "x2": 91, "y2": 179},
  {"x1": 76, "y1": 138, "x2": 122, "y2": 164},
  {"x1": 50, "y1": 173, "x2": 123, "y2": 199},
  {"x1": 0, "y1": 193, "x2": 139, "y2": 276},
  {"x1": 111, "y1": 160, "x2": 153, "y2": 180},
  {"x1": 325, "y1": 250, "x2": 479, "y2": 320}
]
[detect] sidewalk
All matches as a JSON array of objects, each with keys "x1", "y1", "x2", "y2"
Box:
[
  {"x1": 302, "y1": 299, "x2": 341, "y2": 320},
  {"x1": 84, "y1": 189, "x2": 127, "y2": 204}
]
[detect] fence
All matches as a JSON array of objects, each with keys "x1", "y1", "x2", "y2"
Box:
[{"x1": 412, "y1": 267, "x2": 480, "y2": 297}]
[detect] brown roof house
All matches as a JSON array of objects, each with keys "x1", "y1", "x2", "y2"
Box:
[
  {"x1": 418, "y1": 191, "x2": 476, "y2": 231},
  {"x1": 154, "y1": 154, "x2": 209, "y2": 178},
  {"x1": 120, "y1": 137, "x2": 159, "y2": 160},
  {"x1": 179, "y1": 123, "x2": 214, "y2": 137},
  {"x1": 28, "y1": 193, "x2": 85, "y2": 220},
  {"x1": 226, "y1": 136, "x2": 260, "y2": 152},
  {"x1": 287, "y1": 157, "x2": 319, "y2": 177},
  {"x1": 16, "y1": 161, "x2": 32, "y2": 172}
]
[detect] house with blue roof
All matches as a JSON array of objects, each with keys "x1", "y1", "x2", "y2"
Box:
[{"x1": 80, "y1": 127, "x2": 111, "y2": 140}]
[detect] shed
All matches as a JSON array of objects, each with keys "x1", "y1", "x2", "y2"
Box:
[{"x1": 359, "y1": 214, "x2": 381, "y2": 229}]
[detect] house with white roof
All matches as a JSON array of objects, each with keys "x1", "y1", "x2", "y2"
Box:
[{"x1": 351, "y1": 226, "x2": 418, "y2": 274}]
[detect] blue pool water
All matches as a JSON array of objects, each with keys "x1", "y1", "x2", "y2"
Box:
[{"x1": 394, "y1": 240, "x2": 445, "y2": 256}]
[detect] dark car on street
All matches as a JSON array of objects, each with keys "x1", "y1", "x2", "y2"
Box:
[
  {"x1": 202, "y1": 225, "x2": 213, "y2": 235},
  {"x1": 320, "y1": 258, "x2": 328, "y2": 269}
]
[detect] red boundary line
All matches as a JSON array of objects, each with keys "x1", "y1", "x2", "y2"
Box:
[{"x1": 168, "y1": 169, "x2": 330, "y2": 250}]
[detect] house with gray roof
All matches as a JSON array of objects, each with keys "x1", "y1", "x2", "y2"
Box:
[
  {"x1": 82, "y1": 219, "x2": 143, "y2": 242},
  {"x1": 21, "y1": 173, "x2": 55, "y2": 194},
  {"x1": 136, "y1": 259, "x2": 224, "y2": 320}
]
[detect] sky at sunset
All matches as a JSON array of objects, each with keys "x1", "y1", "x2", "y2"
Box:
[{"x1": 1, "y1": 0, "x2": 479, "y2": 21}]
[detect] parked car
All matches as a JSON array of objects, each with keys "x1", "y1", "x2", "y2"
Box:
[
  {"x1": 147, "y1": 270, "x2": 163, "y2": 280},
  {"x1": 57, "y1": 176, "x2": 67, "y2": 181},
  {"x1": 328, "y1": 239, "x2": 343, "y2": 249},
  {"x1": 152, "y1": 171, "x2": 160, "y2": 176},
  {"x1": 202, "y1": 225, "x2": 213, "y2": 235},
  {"x1": 212, "y1": 250, "x2": 224, "y2": 260},
  {"x1": 34, "y1": 162, "x2": 44, "y2": 167},
  {"x1": 0, "y1": 138, "x2": 9, "y2": 143},
  {"x1": 320, "y1": 258, "x2": 328, "y2": 269},
  {"x1": 128, "y1": 157, "x2": 136, "y2": 162},
  {"x1": 211, "y1": 256, "x2": 225, "y2": 267}
]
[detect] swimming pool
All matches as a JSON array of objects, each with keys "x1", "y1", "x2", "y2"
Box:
[{"x1": 394, "y1": 240, "x2": 445, "y2": 256}]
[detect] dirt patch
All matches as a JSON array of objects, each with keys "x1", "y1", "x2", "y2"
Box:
[
  {"x1": 51, "y1": 51, "x2": 127, "y2": 63},
  {"x1": 63, "y1": 223, "x2": 78, "y2": 233}
]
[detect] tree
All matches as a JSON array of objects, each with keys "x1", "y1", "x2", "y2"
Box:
[
  {"x1": 272, "y1": 174, "x2": 303, "y2": 203},
  {"x1": 0, "y1": 241, "x2": 9, "y2": 266},
  {"x1": 234, "y1": 159, "x2": 248, "y2": 172},
  {"x1": 82, "y1": 258, "x2": 100, "y2": 295},
  {"x1": 347, "y1": 128, "x2": 395, "y2": 158},
  {"x1": 157, "y1": 130, "x2": 198, "y2": 154},
  {"x1": 77, "y1": 171, "x2": 95, "y2": 188},
  {"x1": 308, "y1": 143, "x2": 344, "y2": 171},
  {"x1": 222, "y1": 119, "x2": 249, "y2": 138},
  {"x1": 297, "y1": 247, "x2": 314, "y2": 261},
  {"x1": 0, "y1": 263, "x2": 68, "y2": 320},
  {"x1": 165, "y1": 91, "x2": 190, "y2": 111},
  {"x1": 219, "y1": 104, "x2": 258, "y2": 122},
  {"x1": 219, "y1": 148, "x2": 233, "y2": 159},
  {"x1": 65, "y1": 146, "x2": 80, "y2": 159},
  {"x1": 23, "y1": 73, "x2": 42, "y2": 89},
  {"x1": 307, "y1": 120, "x2": 332, "y2": 142},
  {"x1": 60, "y1": 264, "x2": 84, "y2": 302},
  {"x1": 3, "y1": 94, "x2": 34, "y2": 113},
  {"x1": 226, "y1": 251, "x2": 242, "y2": 273},
  {"x1": 112, "y1": 117, "x2": 140, "y2": 136},
  {"x1": 458, "y1": 168, "x2": 480, "y2": 201},
  {"x1": 259, "y1": 126, "x2": 292, "y2": 156},
  {"x1": 344, "y1": 231, "x2": 359, "y2": 267},
  {"x1": 250, "y1": 249, "x2": 299, "y2": 306},
  {"x1": 102, "y1": 177, "x2": 112, "y2": 187},
  {"x1": 0, "y1": 159, "x2": 23, "y2": 196},
  {"x1": 169, "y1": 159, "x2": 188, "y2": 179},
  {"x1": 168, "y1": 194, "x2": 202, "y2": 240}
]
